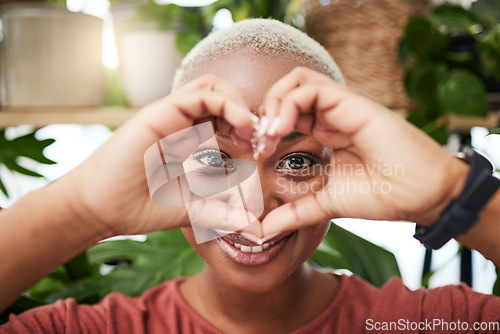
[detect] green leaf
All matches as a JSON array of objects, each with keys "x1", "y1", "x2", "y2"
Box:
[
  {"x1": 0, "y1": 295, "x2": 45, "y2": 325},
  {"x1": 437, "y1": 68, "x2": 489, "y2": 117},
  {"x1": 175, "y1": 31, "x2": 204, "y2": 56},
  {"x1": 488, "y1": 128, "x2": 500, "y2": 135},
  {"x1": 471, "y1": 0, "x2": 500, "y2": 23},
  {"x1": 38, "y1": 230, "x2": 204, "y2": 304},
  {"x1": 431, "y1": 4, "x2": 480, "y2": 35},
  {"x1": 405, "y1": 63, "x2": 448, "y2": 110},
  {"x1": 64, "y1": 252, "x2": 95, "y2": 280},
  {"x1": 478, "y1": 27, "x2": 500, "y2": 80},
  {"x1": 0, "y1": 130, "x2": 56, "y2": 197},
  {"x1": 493, "y1": 267, "x2": 500, "y2": 296},
  {"x1": 0, "y1": 177, "x2": 8, "y2": 198},
  {"x1": 309, "y1": 223, "x2": 400, "y2": 288},
  {"x1": 404, "y1": 17, "x2": 449, "y2": 62},
  {"x1": 398, "y1": 37, "x2": 411, "y2": 64}
]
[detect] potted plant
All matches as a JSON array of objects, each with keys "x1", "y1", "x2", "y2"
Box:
[
  {"x1": 109, "y1": 0, "x2": 302, "y2": 107},
  {"x1": 0, "y1": 0, "x2": 104, "y2": 107},
  {"x1": 109, "y1": 1, "x2": 210, "y2": 107},
  {"x1": 399, "y1": 0, "x2": 500, "y2": 144}
]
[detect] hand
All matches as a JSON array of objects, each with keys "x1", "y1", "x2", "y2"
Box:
[
  {"x1": 258, "y1": 67, "x2": 469, "y2": 235},
  {"x1": 57, "y1": 75, "x2": 258, "y2": 237}
]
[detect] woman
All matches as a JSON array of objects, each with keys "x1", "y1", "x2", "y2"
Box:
[{"x1": 1, "y1": 19, "x2": 499, "y2": 333}]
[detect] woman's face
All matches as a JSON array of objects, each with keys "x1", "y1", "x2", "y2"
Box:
[{"x1": 181, "y1": 52, "x2": 332, "y2": 293}]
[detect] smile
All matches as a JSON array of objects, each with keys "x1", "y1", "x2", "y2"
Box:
[{"x1": 215, "y1": 231, "x2": 295, "y2": 267}]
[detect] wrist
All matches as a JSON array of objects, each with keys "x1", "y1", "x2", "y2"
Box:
[
  {"x1": 47, "y1": 178, "x2": 114, "y2": 243},
  {"x1": 416, "y1": 155, "x2": 469, "y2": 227},
  {"x1": 414, "y1": 149, "x2": 500, "y2": 249}
]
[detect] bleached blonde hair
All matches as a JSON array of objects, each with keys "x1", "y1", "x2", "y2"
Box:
[{"x1": 172, "y1": 18, "x2": 344, "y2": 91}]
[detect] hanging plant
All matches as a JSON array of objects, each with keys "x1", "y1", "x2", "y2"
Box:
[{"x1": 399, "y1": 0, "x2": 500, "y2": 144}]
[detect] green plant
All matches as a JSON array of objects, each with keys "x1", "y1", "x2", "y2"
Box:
[
  {"x1": 399, "y1": 0, "x2": 500, "y2": 144},
  {"x1": 110, "y1": 0, "x2": 302, "y2": 56},
  {"x1": 0, "y1": 222, "x2": 400, "y2": 324},
  {"x1": 0, "y1": 130, "x2": 56, "y2": 198}
]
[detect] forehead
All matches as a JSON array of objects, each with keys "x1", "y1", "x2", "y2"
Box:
[{"x1": 193, "y1": 52, "x2": 312, "y2": 113}]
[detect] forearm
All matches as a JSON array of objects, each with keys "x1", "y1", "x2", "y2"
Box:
[
  {"x1": 456, "y1": 188, "x2": 500, "y2": 267},
  {"x1": 0, "y1": 181, "x2": 109, "y2": 313}
]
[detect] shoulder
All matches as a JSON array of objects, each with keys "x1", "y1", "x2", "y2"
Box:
[
  {"x1": 345, "y1": 274, "x2": 500, "y2": 333},
  {"x1": 0, "y1": 278, "x2": 184, "y2": 334}
]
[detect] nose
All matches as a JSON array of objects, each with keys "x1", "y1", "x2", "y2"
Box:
[{"x1": 235, "y1": 161, "x2": 282, "y2": 239}]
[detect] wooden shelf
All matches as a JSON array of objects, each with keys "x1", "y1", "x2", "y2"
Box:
[
  {"x1": 0, "y1": 107, "x2": 498, "y2": 131},
  {"x1": 0, "y1": 107, "x2": 137, "y2": 128},
  {"x1": 392, "y1": 109, "x2": 500, "y2": 131}
]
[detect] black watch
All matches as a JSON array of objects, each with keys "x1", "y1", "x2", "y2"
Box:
[{"x1": 414, "y1": 147, "x2": 500, "y2": 249}]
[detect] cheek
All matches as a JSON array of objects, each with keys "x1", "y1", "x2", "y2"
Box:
[{"x1": 274, "y1": 173, "x2": 328, "y2": 203}]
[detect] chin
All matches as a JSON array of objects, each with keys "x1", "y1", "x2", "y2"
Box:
[{"x1": 182, "y1": 222, "x2": 330, "y2": 293}]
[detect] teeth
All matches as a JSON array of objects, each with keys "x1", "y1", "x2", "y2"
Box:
[
  {"x1": 234, "y1": 242, "x2": 271, "y2": 253},
  {"x1": 240, "y1": 245, "x2": 252, "y2": 253},
  {"x1": 252, "y1": 245, "x2": 262, "y2": 253}
]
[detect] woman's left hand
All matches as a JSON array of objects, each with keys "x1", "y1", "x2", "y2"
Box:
[{"x1": 257, "y1": 67, "x2": 469, "y2": 235}]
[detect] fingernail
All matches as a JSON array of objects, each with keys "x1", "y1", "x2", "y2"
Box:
[
  {"x1": 250, "y1": 113, "x2": 260, "y2": 124},
  {"x1": 267, "y1": 117, "x2": 280, "y2": 136},
  {"x1": 257, "y1": 116, "x2": 268, "y2": 136},
  {"x1": 240, "y1": 232, "x2": 263, "y2": 245},
  {"x1": 261, "y1": 232, "x2": 281, "y2": 243},
  {"x1": 257, "y1": 142, "x2": 266, "y2": 153}
]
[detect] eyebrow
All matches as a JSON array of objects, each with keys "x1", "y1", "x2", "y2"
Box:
[{"x1": 215, "y1": 131, "x2": 306, "y2": 142}]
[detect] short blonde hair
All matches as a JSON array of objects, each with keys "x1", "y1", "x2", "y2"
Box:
[{"x1": 172, "y1": 18, "x2": 344, "y2": 91}]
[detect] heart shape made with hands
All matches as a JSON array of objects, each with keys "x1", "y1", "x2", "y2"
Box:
[{"x1": 145, "y1": 121, "x2": 265, "y2": 244}]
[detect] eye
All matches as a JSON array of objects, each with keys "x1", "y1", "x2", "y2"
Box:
[
  {"x1": 193, "y1": 149, "x2": 234, "y2": 170},
  {"x1": 276, "y1": 152, "x2": 317, "y2": 173}
]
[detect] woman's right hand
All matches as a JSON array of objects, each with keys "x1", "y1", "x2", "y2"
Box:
[{"x1": 57, "y1": 75, "x2": 257, "y2": 237}]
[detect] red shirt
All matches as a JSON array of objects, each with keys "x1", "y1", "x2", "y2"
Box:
[{"x1": 1, "y1": 274, "x2": 499, "y2": 333}]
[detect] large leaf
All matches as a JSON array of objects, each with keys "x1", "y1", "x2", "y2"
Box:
[
  {"x1": 431, "y1": 4, "x2": 480, "y2": 35},
  {"x1": 478, "y1": 25, "x2": 500, "y2": 80},
  {"x1": 41, "y1": 230, "x2": 204, "y2": 303},
  {"x1": 437, "y1": 68, "x2": 489, "y2": 117},
  {"x1": 309, "y1": 223, "x2": 401, "y2": 288},
  {"x1": 405, "y1": 63, "x2": 448, "y2": 111},
  {"x1": 0, "y1": 130, "x2": 56, "y2": 197},
  {"x1": 404, "y1": 17, "x2": 449, "y2": 62}
]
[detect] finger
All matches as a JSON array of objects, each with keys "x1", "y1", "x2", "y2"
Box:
[
  {"x1": 264, "y1": 67, "x2": 331, "y2": 121},
  {"x1": 134, "y1": 78, "x2": 257, "y2": 144},
  {"x1": 186, "y1": 198, "x2": 261, "y2": 243},
  {"x1": 261, "y1": 189, "x2": 337, "y2": 235}
]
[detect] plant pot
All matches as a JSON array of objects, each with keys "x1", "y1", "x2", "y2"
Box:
[
  {"x1": 0, "y1": 4, "x2": 103, "y2": 107},
  {"x1": 111, "y1": 4, "x2": 183, "y2": 108},
  {"x1": 303, "y1": 0, "x2": 430, "y2": 109}
]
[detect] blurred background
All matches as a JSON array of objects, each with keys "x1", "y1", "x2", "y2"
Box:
[{"x1": 0, "y1": 0, "x2": 499, "y2": 315}]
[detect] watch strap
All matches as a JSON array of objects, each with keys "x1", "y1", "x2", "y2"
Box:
[{"x1": 414, "y1": 150, "x2": 500, "y2": 249}]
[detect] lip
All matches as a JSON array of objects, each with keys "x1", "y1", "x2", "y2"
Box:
[{"x1": 216, "y1": 231, "x2": 295, "y2": 267}]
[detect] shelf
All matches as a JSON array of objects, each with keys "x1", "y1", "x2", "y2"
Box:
[
  {"x1": 0, "y1": 107, "x2": 137, "y2": 128},
  {"x1": 0, "y1": 107, "x2": 498, "y2": 131},
  {"x1": 392, "y1": 109, "x2": 500, "y2": 131}
]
